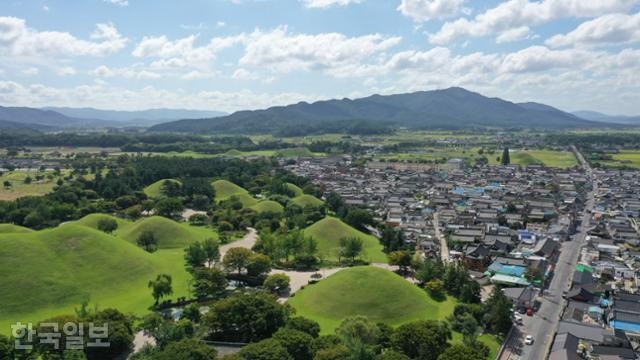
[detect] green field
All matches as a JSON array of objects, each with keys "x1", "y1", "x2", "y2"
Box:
[
  {"x1": 250, "y1": 200, "x2": 285, "y2": 213},
  {"x1": 292, "y1": 194, "x2": 324, "y2": 207},
  {"x1": 0, "y1": 171, "x2": 63, "y2": 201},
  {"x1": 0, "y1": 223, "x2": 34, "y2": 234},
  {"x1": 0, "y1": 223, "x2": 192, "y2": 334},
  {"x1": 304, "y1": 217, "x2": 386, "y2": 263},
  {"x1": 143, "y1": 179, "x2": 182, "y2": 198},
  {"x1": 488, "y1": 149, "x2": 578, "y2": 168},
  {"x1": 601, "y1": 150, "x2": 640, "y2": 168},
  {"x1": 288, "y1": 266, "x2": 456, "y2": 333}
]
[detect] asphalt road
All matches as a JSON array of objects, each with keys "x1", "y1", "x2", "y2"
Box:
[{"x1": 512, "y1": 147, "x2": 596, "y2": 359}]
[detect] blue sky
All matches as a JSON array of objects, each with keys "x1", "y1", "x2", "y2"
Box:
[{"x1": 0, "y1": 0, "x2": 639, "y2": 115}]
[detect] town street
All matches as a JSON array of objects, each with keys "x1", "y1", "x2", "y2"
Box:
[
  {"x1": 507, "y1": 147, "x2": 596, "y2": 359},
  {"x1": 433, "y1": 212, "x2": 451, "y2": 263}
]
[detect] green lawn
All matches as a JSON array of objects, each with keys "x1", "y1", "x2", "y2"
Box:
[
  {"x1": 304, "y1": 217, "x2": 386, "y2": 263},
  {"x1": 250, "y1": 200, "x2": 285, "y2": 213},
  {"x1": 143, "y1": 179, "x2": 182, "y2": 198},
  {"x1": 488, "y1": 150, "x2": 578, "y2": 168},
  {"x1": 0, "y1": 223, "x2": 34, "y2": 234},
  {"x1": 118, "y1": 216, "x2": 219, "y2": 249},
  {"x1": 288, "y1": 266, "x2": 456, "y2": 333},
  {"x1": 292, "y1": 194, "x2": 324, "y2": 207},
  {"x1": 0, "y1": 223, "x2": 191, "y2": 334}
]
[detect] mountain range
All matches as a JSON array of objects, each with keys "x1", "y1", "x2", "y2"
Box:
[
  {"x1": 149, "y1": 87, "x2": 614, "y2": 135},
  {"x1": 0, "y1": 106, "x2": 227, "y2": 130},
  {"x1": 1, "y1": 88, "x2": 637, "y2": 134},
  {"x1": 572, "y1": 111, "x2": 640, "y2": 125}
]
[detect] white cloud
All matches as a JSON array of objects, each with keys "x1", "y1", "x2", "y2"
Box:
[
  {"x1": 428, "y1": 0, "x2": 638, "y2": 44},
  {"x1": 239, "y1": 26, "x2": 401, "y2": 73},
  {"x1": 546, "y1": 12, "x2": 640, "y2": 48},
  {"x1": 57, "y1": 66, "x2": 76, "y2": 76},
  {"x1": 0, "y1": 17, "x2": 127, "y2": 58},
  {"x1": 217, "y1": 21, "x2": 226, "y2": 28},
  {"x1": 91, "y1": 65, "x2": 161, "y2": 80},
  {"x1": 181, "y1": 70, "x2": 217, "y2": 80},
  {"x1": 302, "y1": 0, "x2": 363, "y2": 8},
  {"x1": 231, "y1": 68, "x2": 259, "y2": 80},
  {"x1": 104, "y1": 0, "x2": 129, "y2": 6},
  {"x1": 22, "y1": 67, "x2": 39, "y2": 76},
  {"x1": 397, "y1": 0, "x2": 467, "y2": 22},
  {"x1": 495, "y1": 26, "x2": 535, "y2": 43}
]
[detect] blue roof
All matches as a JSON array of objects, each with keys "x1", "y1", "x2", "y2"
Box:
[
  {"x1": 611, "y1": 321, "x2": 640, "y2": 333},
  {"x1": 497, "y1": 265, "x2": 526, "y2": 277}
]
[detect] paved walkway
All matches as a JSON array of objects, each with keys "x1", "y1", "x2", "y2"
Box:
[{"x1": 219, "y1": 227, "x2": 258, "y2": 258}]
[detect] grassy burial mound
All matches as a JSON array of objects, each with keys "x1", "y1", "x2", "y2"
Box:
[
  {"x1": 0, "y1": 223, "x2": 190, "y2": 332},
  {"x1": 75, "y1": 213, "x2": 131, "y2": 231},
  {"x1": 211, "y1": 179, "x2": 258, "y2": 207},
  {"x1": 289, "y1": 266, "x2": 454, "y2": 333},
  {"x1": 0, "y1": 223, "x2": 34, "y2": 234},
  {"x1": 304, "y1": 217, "x2": 386, "y2": 263},
  {"x1": 119, "y1": 216, "x2": 218, "y2": 249},
  {"x1": 143, "y1": 179, "x2": 182, "y2": 198},
  {"x1": 286, "y1": 183, "x2": 304, "y2": 197},
  {"x1": 250, "y1": 200, "x2": 285, "y2": 214},
  {"x1": 292, "y1": 194, "x2": 324, "y2": 208}
]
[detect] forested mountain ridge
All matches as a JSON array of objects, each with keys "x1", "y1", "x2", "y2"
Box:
[{"x1": 149, "y1": 87, "x2": 611, "y2": 135}]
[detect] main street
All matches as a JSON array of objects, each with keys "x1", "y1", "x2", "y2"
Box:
[
  {"x1": 506, "y1": 147, "x2": 597, "y2": 359},
  {"x1": 433, "y1": 211, "x2": 451, "y2": 263}
]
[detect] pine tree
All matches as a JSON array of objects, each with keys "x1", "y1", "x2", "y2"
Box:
[{"x1": 501, "y1": 147, "x2": 511, "y2": 165}]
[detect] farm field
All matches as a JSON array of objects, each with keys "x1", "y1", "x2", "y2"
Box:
[
  {"x1": 304, "y1": 217, "x2": 386, "y2": 263},
  {"x1": 488, "y1": 149, "x2": 578, "y2": 168},
  {"x1": 0, "y1": 170, "x2": 64, "y2": 200}
]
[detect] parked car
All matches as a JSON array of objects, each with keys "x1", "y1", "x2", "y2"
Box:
[
  {"x1": 525, "y1": 335, "x2": 534, "y2": 345},
  {"x1": 526, "y1": 308, "x2": 534, "y2": 316},
  {"x1": 514, "y1": 315, "x2": 523, "y2": 325}
]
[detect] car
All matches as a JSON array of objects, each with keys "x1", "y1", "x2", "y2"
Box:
[
  {"x1": 524, "y1": 335, "x2": 534, "y2": 345},
  {"x1": 518, "y1": 307, "x2": 526, "y2": 314},
  {"x1": 526, "y1": 308, "x2": 534, "y2": 316},
  {"x1": 514, "y1": 315, "x2": 523, "y2": 325}
]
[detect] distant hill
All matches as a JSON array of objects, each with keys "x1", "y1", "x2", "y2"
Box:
[
  {"x1": 149, "y1": 87, "x2": 609, "y2": 134},
  {"x1": 572, "y1": 110, "x2": 640, "y2": 125},
  {"x1": 0, "y1": 106, "x2": 108, "y2": 129},
  {"x1": 45, "y1": 107, "x2": 227, "y2": 126}
]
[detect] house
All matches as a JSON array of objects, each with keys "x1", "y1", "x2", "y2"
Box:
[
  {"x1": 463, "y1": 245, "x2": 492, "y2": 271},
  {"x1": 502, "y1": 286, "x2": 537, "y2": 309}
]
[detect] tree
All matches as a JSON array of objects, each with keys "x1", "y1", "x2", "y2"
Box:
[
  {"x1": 344, "y1": 209, "x2": 374, "y2": 231},
  {"x1": 390, "y1": 320, "x2": 451, "y2": 360},
  {"x1": 185, "y1": 239, "x2": 221, "y2": 273},
  {"x1": 154, "y1": 197, "x2": 183, "y2": 218},
  {"x1": 425, "y1": 279, "x2": 445, "y2": 300},
  {"x1": 460, "y1": 280, "x2": 482, "y2": 304},
  {"x1": 137, "y1": 231, "x2": 158, "y2": 253},
  {"x1": 24, "y1": 176, "x2": 32, "y2": 184},
  {"x1": 325, "y1": 192, "x2": 345, "y2": 213},
  {"x1": 247, "y1": 253, "x2": 272, "y2": 277},
  {"x1": 314, "y1": 345, "x2": 351, "y2": 360},
  {"x1": 336, "y1": 316, "x2": 380, "y2": 348},
  {"x1": 501, "y1": 147, "x2": 510, "y2": 165},
  {"x1": 3, "y1": 180, "x2": 11, "y2": 189},
  {"x1": 0, "y1": 334, "x2": 12, "y2": 360},
  {"x1": 97, "y1": 217, "x2": 118, "y2": 234},
  {"x1": 339, "y1": 237, "x2": 363, "y2": 263},
  {"x1": 148, "y1": 274, "x2": 173, "y2": 305},
  {"x1": 155, "y1": 339, "x2": 217, "y2": 360},
  {"x1": 286, "y1": 317, "x2": 320, "y2": 338},
  {"x1": 205, "y1": 292, "x2": 291, "y2": 343},
  {"x1": 223, "y1": 247, "x2": 253, "y2": 274},
  {"x1": 84, "y1": 308, "x2": 135, "y2": 360},
  {"x1": 483, "y1": 287, "x2": 513, "y2": 336},
  {"x1": 273, "y1": 328, "x2": 314, "y2": 360},
  {"x1": 239, "y1": 338, "x2": 292, "y2": 360},
  {"x1": 193, "y1": 267, "x2": 227, "y2": 299},
  {"x1": 264, "y1": 273, "x2": 291, "y2": 295},
  {"x1": 377, "y1": 351, "x2": 410, "y2": 360},
  {"x1": 387, "y1": 251, "x2": 412, "y2": 274},
  {"x1": 437, "y1": 344, "x2": 484, "y2": 360}
]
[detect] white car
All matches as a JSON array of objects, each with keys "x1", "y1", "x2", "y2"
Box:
[
  {"x1": 524, "y1": 335, "x2": 534, "y2": 345},
  {"x1": 514, "y1": 315, "x2": 523, "y2": 325}
]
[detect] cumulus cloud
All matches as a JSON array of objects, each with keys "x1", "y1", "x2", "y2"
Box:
[
  {"x1": 22, "y1": 67, "x2": 39, "y2": 76},
  {"x1": 0, "y1": 17, "x2": 127, "y2": 58},
  {"x1": 428, "y1": 0, "x2": 638, "y2": 44},
  {"x1": 239, "y1": 26, "x2": 401, "y2": 72},
  {"x1": 397, "y1": 0, "x2": 467, "y2": 22},
  {"x1": 91, "y1": 65, "x2": 161, "y2": 80},
  {"x1": 104, "y1": 0, "x2": 129, "y2": 6},
  {"x1": 546, "y1": 12, "x2": 640, "y2": 48},
  {"x1": 302, "y1": 0, "x2": 363, "y2": 8}
]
